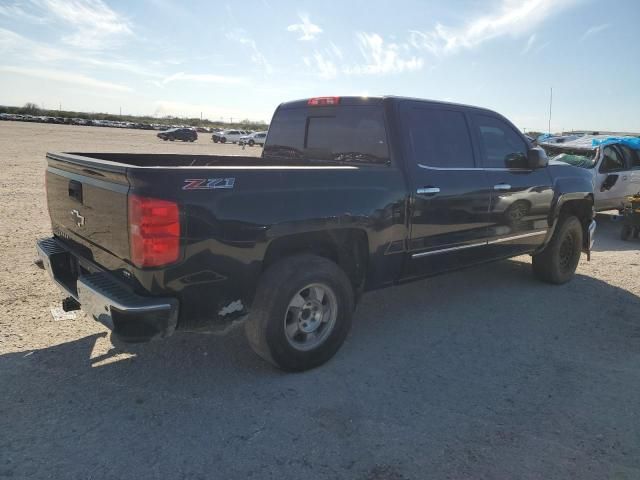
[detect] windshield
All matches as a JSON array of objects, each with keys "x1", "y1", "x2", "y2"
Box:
[{"x1": 550, "y1": 149, "x2": 597, "y2": 168}]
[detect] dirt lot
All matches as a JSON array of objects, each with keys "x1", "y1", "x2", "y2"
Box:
[{"x1": 1, "y1": 121, "x2": 639, "y2": 479}]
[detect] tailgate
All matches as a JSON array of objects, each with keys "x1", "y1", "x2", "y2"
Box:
[{"x1": 46, "y1": 153, "x2": 130, "y2": 261}]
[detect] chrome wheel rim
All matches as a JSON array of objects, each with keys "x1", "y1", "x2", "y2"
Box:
[{"x1": 284, "y1": 283, "x2": 338, "y2": 351}]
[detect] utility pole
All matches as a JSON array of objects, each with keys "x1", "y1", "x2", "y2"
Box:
[
  {"x1": 59, "y1": 102, "x2": 61, "y2": 111},
  {"x1": 548, "y1": 87, "x2": 553, "y2": 134},
  {"x1": 119, "y1": 106, "x2": 122, "y2": 118},
  {"x1": 200, "y1": 111, "x2": 203, "y2": 121}
]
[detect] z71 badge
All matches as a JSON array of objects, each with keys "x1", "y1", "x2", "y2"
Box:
[{"x1": 182, "y1": 178, "x2": 236, "y2": 190}]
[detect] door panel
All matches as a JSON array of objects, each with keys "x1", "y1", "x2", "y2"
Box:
[
  {"x1": 399, "y1": 102, "x2": 492, "y2": 278},
  {"x1": 597, "y1": 146, "x2": 630, "y2": 210},
  {"x1": 470, "y1": 114, "x2": 553, "y2": 257}
]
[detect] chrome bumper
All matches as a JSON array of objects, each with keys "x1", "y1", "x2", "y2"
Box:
[{"x1": 36, "y1": 237, "x2": 178, "y2": 341}]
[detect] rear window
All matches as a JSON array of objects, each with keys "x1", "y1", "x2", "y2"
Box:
[{"x1": 263, "y1": 106, "x2": 389, "y2": 164}]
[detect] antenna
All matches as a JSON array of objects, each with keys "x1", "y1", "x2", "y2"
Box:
[{"x1": 548, "y1": 87, "x2": 553, "y2": 134}]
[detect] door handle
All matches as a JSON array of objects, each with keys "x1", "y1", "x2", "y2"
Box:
[
  {"x1": 493, "y1": 183, "x2": 512, "y2": 191},
  {"x1": 417, "y1": 187, "x2": 440, "y2": 195}
]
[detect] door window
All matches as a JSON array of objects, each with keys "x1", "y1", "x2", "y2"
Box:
[
  {"x1": 473, "y1": 115, "x2": 528, "y2": 169},
  {"x1": 403, "y1": 107, "x2": 475, "y2": 168},
  {"x1": 600, "y1": 147, "x2": 626, "y2": 172},
  {"x1": 618, "y1": 145, "x2": 640, "y2": 169}
]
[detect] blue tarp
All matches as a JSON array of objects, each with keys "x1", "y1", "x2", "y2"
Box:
[{"x1": 591, "y1": 136, "x2": 640, "y2": 150}]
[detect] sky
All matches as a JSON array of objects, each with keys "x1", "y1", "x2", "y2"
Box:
[{"x1": 0, "y1": 0, "x2": 638, "y2": 132}]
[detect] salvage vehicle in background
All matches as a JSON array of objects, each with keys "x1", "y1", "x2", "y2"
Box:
[
  {"x1": 36, "y1": 96, "x2": 596, "y2": 372},
  {"x1": 211, "y1": 129, "x2": 244, "y2": 143},
  {"x1": 157, "y1": 128, "x2": 197, "y2": 142},
  {"x1": 239, "y1": 131, "x2": 267, "y2": 146},
  {"x1": 541, "y1": 136, "x2": 640, "y2": 212}
]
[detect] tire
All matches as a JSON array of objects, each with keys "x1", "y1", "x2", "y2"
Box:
[
  {"x1": 244, "y1": 254, "x2": 354, "y2": 372},
  {"x1": 621, "y1": 225, "x2": 632, "y2": 241},
  {"x1": 248, "y1": 139, "x2": 255, "y2": 146},
  {"x1": 213, "y1": 138, "x2": 218, "y2": 143},
  {"x1": 220, "y1": 137, "x2": 227, "y2": 143},
  {"x1": 162, "y1": 138, "x2": 168, "y2": 141},
  {"x1": 633, "y1": 228, "x2": 640, "y2": 239},
  {"x1": 169, "y1": 138, "x2": 174, "y2": 141},
  {"x1": 532, "y1": 215, "x2": 583, "y2": 284}
]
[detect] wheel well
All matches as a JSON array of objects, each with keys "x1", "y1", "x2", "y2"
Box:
[
  {"x1": 263, "y1": 230, "x2": 368, "y2": 292},
  {"x1": 558, "y1": 197, "x2": 594, "y2": 249},
  {"x1": 559, "y1": 198, "x2": 593, "y2": 225}
]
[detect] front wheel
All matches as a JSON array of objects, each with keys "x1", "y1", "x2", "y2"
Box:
[
  {"x1": 244, "y1": 254, "x2": 354, "y2": 371},
  {"x1": 220, "y1": 137, "x2": 227, "y2": 143},
  {"x1": 248, "y1": 139, "x2": 255, "y2": 146},
  {"x1": 532, "y1": 215, "x2": 583, "y2": 284}
]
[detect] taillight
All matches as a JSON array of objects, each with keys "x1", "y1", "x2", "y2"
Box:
[
  {"x1": 307, "y1": 96, "x2": 340, "y2": 106},
  {"x1": 128, "y1": 194, "x2": 180, "y2": 268}
]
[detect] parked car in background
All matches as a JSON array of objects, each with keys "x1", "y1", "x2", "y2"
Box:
[
  {"x1": 239, "y1": 131, "x2": 268, "y2": 146},
  {"x1": 541, "y1": 136, "x2": 640, "y2": 211},
  {"x1": 157, "y1": 128, "x2": 197, "y2": 142},
  {"x1": 212, "y1": 130, "x2": 244, "y2": 143}
]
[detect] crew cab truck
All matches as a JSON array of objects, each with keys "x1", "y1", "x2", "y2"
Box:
[{"x1": 37, "y1": 96, "x2": 596, "y2": 371}]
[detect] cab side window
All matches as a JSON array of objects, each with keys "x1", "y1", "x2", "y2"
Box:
[
  {"x1": 404, "y1": 107, "x2": 475, "y2": 169},
  {"x1": 618, "y1": 145, "x2": 640, "y2": 169},
  {"x1": 600, "y1": 147, "x2": 626, "y2": 172},
  {"x1": 473, "y1": 115, "x2": 528, "y2": 169}
]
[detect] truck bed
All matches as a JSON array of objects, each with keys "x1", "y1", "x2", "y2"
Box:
[{"x1": 59, "y1": 152, "x2": 334, "y2": 168}]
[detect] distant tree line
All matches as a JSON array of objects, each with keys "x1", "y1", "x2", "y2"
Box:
[{"x1": 0, "y1": 102, "x2": 269, "y2": 131}]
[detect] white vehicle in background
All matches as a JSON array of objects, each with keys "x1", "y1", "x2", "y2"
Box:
[
  {"x1": 211, "y1": 129, "x2": 244, "y2": 144},
  {"x1": 541, "y1": 136, "x2": 640, "y2": 212},
  {"x1": 239, "y1": 131, "x2": 268, "y2": 147}
]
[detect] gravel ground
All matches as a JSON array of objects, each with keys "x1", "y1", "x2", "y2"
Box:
[{"x1": 1, "y1": 121, "x2": 639, "y2": 480}]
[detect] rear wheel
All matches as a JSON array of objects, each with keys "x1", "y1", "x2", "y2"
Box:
[
  {"x1": 532, "y1": 215, "x2": 582, "y2": 284},
  {"x1": 244, "y1": 254, "x2": 354, "y2": 371},
  {"x1": 220, "y1": 137, "x2": 227, "y2": 143}
]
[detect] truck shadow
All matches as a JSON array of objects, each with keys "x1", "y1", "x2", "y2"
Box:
[{"x1": 2, "y1": 259, "x2": 640, "y2": 478}]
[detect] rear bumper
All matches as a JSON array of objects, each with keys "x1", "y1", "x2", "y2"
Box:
[{"x1": 36, "y1": 237, "x2": 179, "y2": 342}]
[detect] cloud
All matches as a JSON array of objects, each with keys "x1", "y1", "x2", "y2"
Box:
[
  {"x1": 225, "y1": 29, "x2": 273, "y2": 74},
  {"x1": 521, "y1": 33, "x2": 537, "y2": 54},
  {"x1": 300, "y1": 0, "x2": 575, "y2": 79},
  {"x1": 410, "y1": 0, "x2": 576, "y2": 55},
  {"x1": 0, "y1": 65, "x2": 132, "y2": 91},
  {"x1": 287, "y1": 13, "x2": 322, "y2": 41},
  {"x1": 40, "y1": 0, "x2": 133, "y2": 49},
  {"x1": 303, "y1": 52, "x2": 338, "y2": 80},
  {"x1": 161, "y1": 72, "x2": 246, "y2": 86},
  {"x1": 345, "y1": 33, "x2": 423, "y2": 75},
  {"x1": 0, "y1": 27, "x2": 159, "y2": 77},
  {"x1": 0, "y1": 3, "x2": 47, "y2": 23},
  {"x1": 580, "y1": 23, "x2": 610, "y2": 41}
]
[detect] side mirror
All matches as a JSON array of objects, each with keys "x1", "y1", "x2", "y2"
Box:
[
  {"x1": 527, "y1": 147, "x2": 548, "y2": 169},
  {"x1": 600, "y1": 174, "x2": 619, "y2": 192}
]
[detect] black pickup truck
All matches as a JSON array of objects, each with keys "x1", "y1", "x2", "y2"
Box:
[{"x1": 37, "y1": 96, "x2": 596, "y2": 371}]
